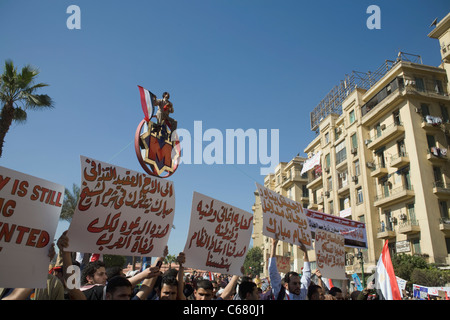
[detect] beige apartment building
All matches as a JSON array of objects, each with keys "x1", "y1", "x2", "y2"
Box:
[{"x1": 253, "y1": 13, "x2": 450, "y2": 282}]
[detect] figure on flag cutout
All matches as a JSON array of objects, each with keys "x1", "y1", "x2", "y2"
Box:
[{"x1": 135, "y1": 86, "x2": 180, "y2": 178}]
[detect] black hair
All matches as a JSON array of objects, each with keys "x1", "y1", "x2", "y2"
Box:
[
  {"x1": 106, "y1": 276, "x2": 132, "y2": 294},
  {"x1": 329, "y1": 286, "x2": 342, "y2": 296},
  {"x1": 195, "y1": 279, "x2": 213, "y2": 291},
  {"x1": 81, "y1": 260, "x2": 106, "y2": 285},
  {"x1": 238, "y1": 281, "x2": 257, "y2": 300},
  {"x1": 283, "y1": 271, "x2": 300, "y2": 284}
]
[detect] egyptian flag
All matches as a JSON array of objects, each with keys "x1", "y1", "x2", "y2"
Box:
[
  {"x1": 138, "y1": 85, "x2": 156, "y2": 122},
  {"x1": 375, "y1": 240, "x2": 402, "y2": 300}
]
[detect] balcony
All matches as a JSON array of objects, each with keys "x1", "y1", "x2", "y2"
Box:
[
  {"x1": 390, "y1": 152, "x2": 409, "y2": 168},
  {"x1": 281, "y1": 172, "x2": 308, "y2": 189},
  {"x1": 439, "y1": 217, "x2": 450, "y2": 236},
  {"x1": 398, "y1": 219, "x2": 420, "y2": 235},
  {"x1": 433, "y1": 181, "x2": 450, "y2": 199},
  {"x1": 307, "y1": 174, "x2": 323, "y2": 189},
  {"x1": 377, "y1": 226, "x2": 396, "y2": 239},
  {"x1": 370, "y1": 163, "x2": 388, "y2": 178},
  {"x1": 374, "y1": 185, "x2": 415, "y2": 207},
  {"x1": 421, "y1": 116, "x2": 444, "y2": 132},
  {"x1": 366, "y1": 122, "x2": 405, "y2": 150},
  {"x1": 427, "y1": 147, "x2": 449, "y2": 164}
]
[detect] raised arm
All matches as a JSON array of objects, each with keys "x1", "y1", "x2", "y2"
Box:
[
  {"x1": 134, "y1": 246, "x2": 168, "y2": 300},
  {"x1": 176, "y1": 252, "x2": 186, "y2": 300},
  {"x1": 57, "y1": 231, "x2": 86, "y2": 300},
  {"x1": 268, "y1": 237, "x2": 281, "y2": 299}
]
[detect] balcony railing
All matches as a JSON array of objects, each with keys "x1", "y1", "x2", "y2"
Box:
[{"x1": 374, "y1": 185, "x2": 414, "y2": 207}]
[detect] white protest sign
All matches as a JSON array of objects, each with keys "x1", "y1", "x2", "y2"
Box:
[
  {"x1": 0, "y1": 166, "x2": 64, "y2": 288},
  {"x1": 315, "y1": 229, "x2": 346, "y2": 280},
  {"x1": 183, "y1": 192, "x2": 253, "y2": 275},
  {"x1": 256, "y1": 183, "x2": 313, "y2": 250},
  {"x1": 66, "y1": 156, "x2": 175, "y2": 257},
  {"x1": 306, "y1": 208, "x2": 367, "y2": 249}
]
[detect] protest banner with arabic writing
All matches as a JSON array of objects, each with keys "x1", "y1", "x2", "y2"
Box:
[
  {"x1": 0, "y1": 166, "x2": 64, "y2": 288},
  {"x1": 66, "y1": 156, "x2": 175, "y2": 257},
  {"x1": 256, "y1": 183, "x2": 313, "y2": 250},
  {"x1": 315, "y1": 229, "x2": 346, "y2": 280},
  {"x1": 306, "y1": 209, "x2": 367, "y2": 249},
  {"x1": 183, "y1": 192, "x2": 253, "y2": 275}
]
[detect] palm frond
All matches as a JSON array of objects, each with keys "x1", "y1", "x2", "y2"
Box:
[{"x1": 13, "y1": 107, "x2": 27, "y2": 123}]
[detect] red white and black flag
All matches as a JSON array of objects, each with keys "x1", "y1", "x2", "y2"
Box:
[
  {"x1": 138, "y1": 85, "x2": 156, "y2": 122},
  {"x1": 375, "y1": 240, "x2": 402, "y2": 300}
]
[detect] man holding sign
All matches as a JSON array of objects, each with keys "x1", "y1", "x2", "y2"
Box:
[{"x1": 268, "y1": 236, "x2": 311, "y2": 300}]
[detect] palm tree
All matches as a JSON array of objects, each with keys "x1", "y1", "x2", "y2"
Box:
[
  {"x1": 60, "y1": 183, "x2": 80, "y2": 222},
  {"x1": 0, "y1": 60, "x2": 54, "y2": 157}
]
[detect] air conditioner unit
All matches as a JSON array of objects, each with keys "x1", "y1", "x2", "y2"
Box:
[
  {"x1": 365, "y1": 139, "x2": 372, "y2": 145},
  {"x1": 336, "y1": 127, "x2": 342, "y2": 134},
  {"x1": 351, "y1": 148, "x2": 358, "y2": 154},
  {"x1": 366, "y1": 162, "x2": 375, "y2": 168},
  {"x1": 381, "y1": 124, "x2": 386, "y2": 130},
  {"x1": 352, "y1": 176, "x2": 358, "y2": 182},
  {"x1": 324, "y1": 191, "x2": 330, "y2": 197},
  {"x1": 325, "y1": 167, "x2": 330, "y2": 173},
  {"x1": 415, "y1": 107, "x2": 422, "y2": 114}
]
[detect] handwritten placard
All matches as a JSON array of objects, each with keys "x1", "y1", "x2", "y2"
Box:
[
  {"x1": 0, "y1": 166, "x2": 64, "y2": 288},
  {"x1": 256, "y1": 183, "x2": 312, "y2": 250},
  {"x1": 183, "y1": 192, "x2": 253, "y2": 275},
  {"x1": 315, "y1": 229, "x2": 346, "y2": 280},
  {"x1": 306, "y1": 209, "x2": 367, "y2": 249},
  {"x1": 66, "y1": 156, "x2": 175, "y2": 257}
]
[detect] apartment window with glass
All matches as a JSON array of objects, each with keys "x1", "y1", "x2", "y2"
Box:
[
  {"x1": 351, "y1": 133, "x2": 358, "y2": 149},
  {"x1": 354, "y1": 159, "x2": 360, "y2": 176},
  {"x1": 393, "y1": 110, "x2": 401, "y2": 125},
  {"x1": 421, "y1": 103, "x2": 430, "y2": 120},
  {"x1": 325, "y1": 153, "x2": 331, "y2": 169},
  {"x1": 441, "y1": 104, "x2": 449, "y2": 123},
  {"x1": 435, "y1": 79, "x2": 444, "y2": 94},
  {"x1": 439, "y1": 201, "x2": 449, "y2": 219},
  {"x1": 327, "y1": 177, "x2": 333, "y2": 191},
  {"x1": 356, "y1": 187, "x2": 363, "y2": 204},
  {"x1": 415, "y1": 77, "x2": 425, "y2": 92},
  {"x1": 427, "y1": 134, "x2": 436, "y2": 150},
  {"x1": 407, "y1": 203, "x2": 416, "y2": 222},
  {"x1": 324, "y1": 132, "x2": 330, "y2": 144},
  {"x1": 329, "y1": 200, "x2": 334, "y2": 215},
  {"x1": 349, "y1": 110, "x2": 356, "y2": 124},
  {"x1": 335, "y1": 141, "x2": 346, "y2": 165}
]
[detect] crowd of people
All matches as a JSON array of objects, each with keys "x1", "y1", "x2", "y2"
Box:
[{"x1": 0, "y1": 232, "x2": 424, "y2": 301}]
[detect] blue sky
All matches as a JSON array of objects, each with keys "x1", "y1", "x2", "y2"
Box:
[{"x1": 0, "y1": 1, "x2": 448, "y2": 258}]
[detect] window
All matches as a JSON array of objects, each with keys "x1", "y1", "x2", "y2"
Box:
[
  {"x1": 407, "y1": 203, "x2": 416, "y2": 222},
  {"x1": 349, "y1": 110, "x2": 356, "y2": 124},
  {"x1": 393, "y1": 110, "x2": 401, "y2": 125},
  {"x1": 412, "y1": 238, "x2": 421, "y2": 254},
  {"x1": 329, "y1": 200, "x2": 334, "y2": 215},
  {"x1": 351, "y1": 134, "x2": 358, "y2": 149},
  {"x1": 427, "y1": 134, "x2": 436, "y2": 150},
  {"x1": 302, "y1": 185, "x2": 309, "y2": 198},
  {"x1": 421, "y1": 103, "x2": 430, "y2": 119},
  {"x1": 433, "y1": 166, "x2": 442, "y2": 183},
  {"x1": 376, "y1": 123, "x2": 382, "y2": 138},
  {"x1": 415, "y1": 77, "x2": 425, "y2": 92},
  {"x1": 335, "y1": 141, "x2": 346, "y2": 165},
  {"x1": 324, "y1": 132, "x2": 330, "y2": 144},
  {"x1": 441, "y1": 104, "x2": 449, "y2": 123},
  {"x1": 356, "y1": 187, "x2": 363, "y2": 204},
  {"x1": 325, "y1": 153, "x2": 331, "y2": 169},
  {"x1": 435, "y1": 79, "x2": 444, "y2": 94},
  {"x1": 439, "y1": 201, "x2": 449, "y2": 219},
  {"x1": 328, "y1": 177, "x2": 333, "y2": 191},
  {"x1": 397, "y1": 140, "x2": 406, "y2": 157},
  {"x1": 335, "y1": 127, "x2": 342, "y2": 140},
  {"x1": 354, "y1": 160, "x2": 360, "y2": 176}
]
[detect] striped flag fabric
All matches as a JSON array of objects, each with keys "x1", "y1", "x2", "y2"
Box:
[
  {"x1": 138, "y1": 85, "x2": 156, "y2": 122},
  {"x1": 375, "y1": 240, "x2": 402, "y2": 300}
]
